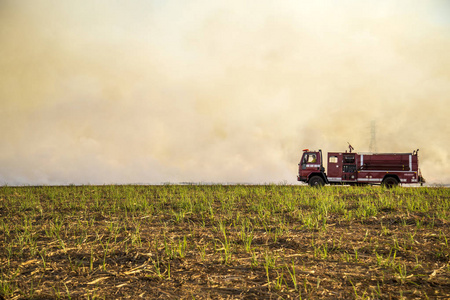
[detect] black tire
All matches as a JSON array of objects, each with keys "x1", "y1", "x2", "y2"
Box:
[
  {"x1": 382, "y1": 177, "x2": 399, "y2": 188},
  {"x1": 309, "y1": 176, "x2": 325, "y2": 187}
]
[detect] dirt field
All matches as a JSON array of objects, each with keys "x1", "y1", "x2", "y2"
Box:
[{"x1": 0, "y1": 185, "x2": 449, "y2": 299}]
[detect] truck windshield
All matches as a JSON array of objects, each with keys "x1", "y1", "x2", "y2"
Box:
[{"x1": 303, "y1": 153, "x2": 317, "y2": 164}]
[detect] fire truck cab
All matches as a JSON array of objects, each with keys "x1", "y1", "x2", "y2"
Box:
[{"x1": 298, "y1": 146, "x2": 425, "y2": 187}]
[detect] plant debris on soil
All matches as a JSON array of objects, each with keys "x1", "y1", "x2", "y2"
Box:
[{"x1": 0, "y1": 185, "x2": 449, "y2": 299}]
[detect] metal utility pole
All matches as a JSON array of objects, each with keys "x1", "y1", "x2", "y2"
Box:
[{"x1": 369, "y1": 120, "x2": 377, "y2": 153}]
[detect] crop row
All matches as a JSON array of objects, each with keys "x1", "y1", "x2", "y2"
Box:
[{"x1": 0, "y1": 185, "x2": 449, "y2": 299}]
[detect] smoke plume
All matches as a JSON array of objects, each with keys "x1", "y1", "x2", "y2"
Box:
[{"x1": 1, "y1": 0, "x2": 449, "y2": 185}]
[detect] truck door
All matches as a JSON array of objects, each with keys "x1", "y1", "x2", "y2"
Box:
[
  {"x1": 342, "y1": 154, "x2": 357, "y2": 182},
  {"x1": 327, "y1": 154, "x2": 341, "y2": 181}
]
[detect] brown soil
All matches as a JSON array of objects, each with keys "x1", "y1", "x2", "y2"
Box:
[{"x1": 0, "y1": 185, "x2": 449, "y2": 299}]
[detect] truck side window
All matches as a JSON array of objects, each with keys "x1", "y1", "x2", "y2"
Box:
[
  {"x1": 307, "y1": 154, "x2": 317, "y2": 163},
  {"x1": 329, "y1": 156, "x2": 338, "y2": 163}
]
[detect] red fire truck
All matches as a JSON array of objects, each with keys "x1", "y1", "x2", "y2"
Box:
[{"x1": 298, "y1": 145, "x2": 425, "y2": 187}]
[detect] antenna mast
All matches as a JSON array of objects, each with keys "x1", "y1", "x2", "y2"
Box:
[{"x1": 369, "y1": 120, "x2": 377, "y2": 153}]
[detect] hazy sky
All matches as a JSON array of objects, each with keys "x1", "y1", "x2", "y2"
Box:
[{"x1": 1, "y1": 0, "x2": 450, "y2": 185}]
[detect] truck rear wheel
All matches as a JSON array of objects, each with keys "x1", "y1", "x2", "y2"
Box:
[
  {"x1": 309, "y1": 176, "x2": 325, "y2": 187},
  {"x1": 382, "y1": 177, "x2": 399, "y2": 188}
]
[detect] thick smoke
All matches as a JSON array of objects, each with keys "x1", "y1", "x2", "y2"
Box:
[{"x1": 1, "y1": 1, "x2": 449, "y2": 185}]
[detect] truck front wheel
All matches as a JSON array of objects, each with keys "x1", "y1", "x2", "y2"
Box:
[
  {"x1": 382, "y1": 177, "x2": 399, "y2": 188},
  {"x1": 309, "y1": 176, "x2": 325, "y2": 187}
]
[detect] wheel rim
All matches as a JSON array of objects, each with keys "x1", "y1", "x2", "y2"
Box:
[
  {"x1": 310, "y1": 177, "x2": 323, "y2": 187},
  {"x1": 384, "y1": 178, "x2": 397, "y2": 188}
]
